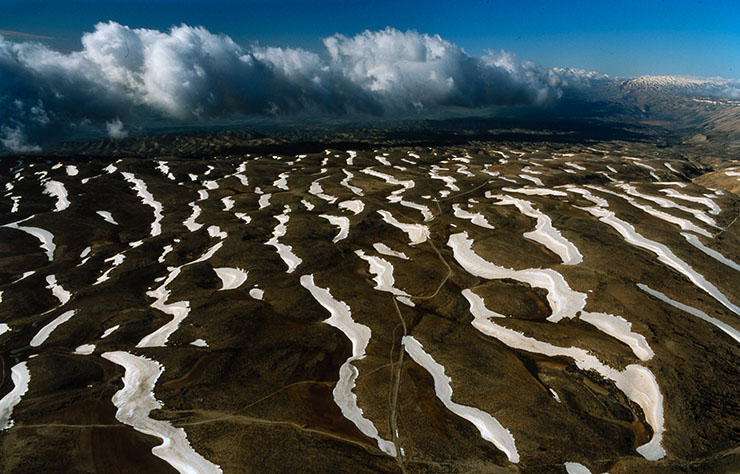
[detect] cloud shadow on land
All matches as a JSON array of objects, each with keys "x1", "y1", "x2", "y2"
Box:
[{"x1": 37, "y1": 109, "x2": 660, "y2": 160}]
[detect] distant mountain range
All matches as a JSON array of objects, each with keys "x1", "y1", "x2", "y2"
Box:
[
  {"x1": 619, "y1": 75, "x2": 740, "y2": 96},
  {"x1": 597, "y1": 75, "x2": 740, "y2": 125},
  {"x1": 9, "y1": 74, "x2": 740, "y2": 166},
  {"x1": 551, "y1": 74, "x2": 740, "y2": 159}
]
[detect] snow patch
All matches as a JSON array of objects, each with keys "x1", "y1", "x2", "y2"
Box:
[
  {"x1": 299, "y1": 274, "x2": 396, "y2": 456},
  {"x1": 403, "y1": 336, "x2": 519, "y2": 463},
  {"x1": 97, "y1": 210, "x2": 119, "y2": 225},
  {"x1": 30, "y1": 310, "x2": 76, "y2": 347},
  {"x1": 338, "y1": 199, "x2": 364, "y2": 215},
  {"x1": 378, "y1": 210, "x2": 429, "y2": 245},
  {"x1": 0, "y1": 362, "x2": 30, "y2": 430},
  {"x1": 214, "y1": 267, "x2": 248, "y2": 290},
  {"x1": 101, "y1": 351, "x2": 223, "y2": 474},
  {"x1": 122, "y1": 173, "x2": 163, "y2": 237},
  {"x1": 75, "y1": 344, "x2": 96, "y2": 355}
]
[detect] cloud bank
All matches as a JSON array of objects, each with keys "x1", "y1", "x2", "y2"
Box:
[{"x1": 1, "y1": 22, "x2": 581, "y2": 151}]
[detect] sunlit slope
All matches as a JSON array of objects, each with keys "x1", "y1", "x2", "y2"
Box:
[{"x1": 1, "y1": 142, "x2": 740, "y2": 473}]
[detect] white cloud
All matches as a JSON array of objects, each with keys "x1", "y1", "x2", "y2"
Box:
[
  {"x1": 0, "y1": 23, "x2": 575, "y2": 151},
  {"x1": 1, "y1": 125, "x2": 41, "y2": 152},
  {"x1": 106, "y1": 118, "x2": 128, "y2": 139}
]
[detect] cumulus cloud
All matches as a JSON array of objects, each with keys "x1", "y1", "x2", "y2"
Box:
[
  {"x1": 106, "y1": 118, "x2": 128, "y2": 139},
  {"x1": 323, "y1": 29, "x2": 562, "y2": 110},
  {"x1": 0, "y1": 125, "x2": 41, "y2": 152},
  {"x1": 0, "y1": 22, "x2": 577, "y2": 151}
]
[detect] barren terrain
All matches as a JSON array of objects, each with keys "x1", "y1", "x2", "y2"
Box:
[{"x1": 1, "y1": 138, "x2": 740, "y2": 473}]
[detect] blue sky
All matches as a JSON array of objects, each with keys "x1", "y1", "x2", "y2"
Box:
[{"x1": 2, "y1": 0, "x2": 739, "y2": 77}]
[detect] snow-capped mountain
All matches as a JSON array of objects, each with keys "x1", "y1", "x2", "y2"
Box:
[{"x1": 619, "y1": 75, "x2": 740, "y2": 100}]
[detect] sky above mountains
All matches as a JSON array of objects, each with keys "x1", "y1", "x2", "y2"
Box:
[
  {"x1": 1, "y1": 0, "x2": 738, "y2": 152},
  {"x1": 3, "y1": 0, "x2": 739, "y2": 78}
]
